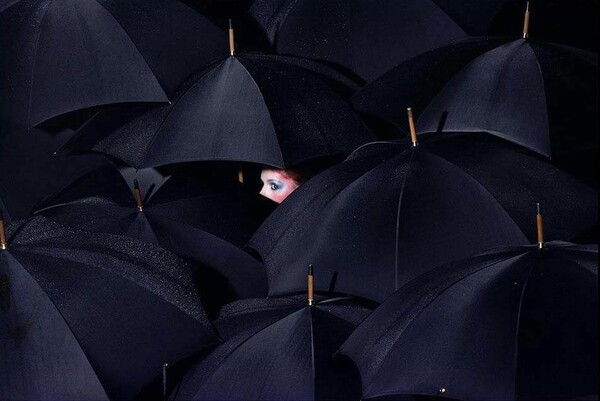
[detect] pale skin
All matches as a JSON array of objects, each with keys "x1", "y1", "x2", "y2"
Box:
[{"x1": 260, "y1": 169, "x2": 301, "y2": 204}]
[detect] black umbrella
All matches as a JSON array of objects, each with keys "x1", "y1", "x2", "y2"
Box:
[
  {"x1": 339, "y1": 237, "x2": 598, "y2": 400},
  {"x1": 248, "y1": 132, "x2": 597, "y2": 303},
  {"x1": 352, "y1": 36, "x2": 598, "y2": 185},
  {"x1": 0, "y1": 215, "x2": 219, "y2": 400},
  {"x1": 172, "y1": 269, "x2": 372, "y2": 401},
  {"x1": 0, "y1": 0, "x2": 226, "y2": 128},
  {"x1": 35, "y1": 165, "x2": 274, "y2": 313},
  {"x1": 64, "y1": 45, "x2": 374, "y2": 169},
  {"x1": 248, "y1": 0, "x2": 468, "y2": 83}
]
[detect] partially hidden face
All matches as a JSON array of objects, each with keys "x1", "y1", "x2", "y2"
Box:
[{"x1": 260, "y1": 169, "x2": 301, "y2": 204}]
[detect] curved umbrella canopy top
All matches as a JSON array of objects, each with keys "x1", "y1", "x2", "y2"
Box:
[
  {"x1": 35, "y1": 166, "x2": 274, "y2": 314},
  {"x1": 353, "y1": 38, "x2": 598, "y2": 184},
  {"x1": 0, "y1": 216, "x2": 219, "y2": 401},
  {"x1": 67, "y1": 53, "x2": 375, "y2": 169},
  {"x1": 174, "y1": 295, "x2": 372, "y2": 401},
  {"x1": 249, "y1": 0, "x2": 467, "y2": 83},
  {"x1": 36, "y1": 165, "x2": 275, "y2": 247},
  {"x1": 249, "y1": 132, "x2": 597, "y2": 303},
  {"x1": 340, "y1": 242, "x2": 598, "y2": 400},
  {"x1": 0, "y1": 0, "x2": 226, "y2": 128}
]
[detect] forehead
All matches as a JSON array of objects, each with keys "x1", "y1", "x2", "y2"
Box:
[{"x1": 261, "y1": 169, "x2": 291, "y2": 182}]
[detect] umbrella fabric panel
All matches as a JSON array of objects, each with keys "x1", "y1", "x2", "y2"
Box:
[
  {"x1": 10, "y1": 250, "x2": 212, "y2": 401},
  {"x1": 350, "y1": 37, "x2": 514, "y2": 136},
  {"x1": 0, "y1": 0, "x2": 167, "y2": 129},
  {"x1": 417, "y1": 40, "x2": 551, "y2": 156},
  {"x1": 420, "y1": 133, "x2": 598, "y2": 243},
  {"x1": 250, "y1": 0, "x2": 467, "y2": 83},
  {"x1": 138, "y1": 57, "x2": 284, "y2": 168},
  {"x1": 339, "y1": 243, "x2": 598, "y2": 400},
  {"x1": 360, "y1": 253, "x2": 532, "y2": 400},
  {"x1": 250, "y1": 143, "x2": 527, "y2": 302},
  {"x1": 78, "y1": 54, "x2": 374, "y2": 169},
  {"x1": 95, "y1": 0, "x2": 227, "y2": 95},
  {"x1": 2, "y1": 216, "x2": 219, "y2": 400},
  {"x1": 192, "y1": 309, "x2": 316, "y2": 400},
  {"x1": 0, "y1": 252, "x2": 109, "y2": 401},
  {"x1": 237, "y1": 54, "x2": 375, "y2": 167},
  {"x1": 175, "y1": 297, "x2": 371, "y2": 401},
  {"x1": 515, "y1": 251, "x2": 598, "y2": 399}
]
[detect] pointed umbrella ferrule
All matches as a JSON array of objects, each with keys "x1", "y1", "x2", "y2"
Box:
[
  {"x1": 407, "y1": 107, "x2": 418, "y2": 147},
  {"x1": 133, "y1": 179, "x2": 144, "y2": 212},
  {"x1": 307, "y1": 264, "x2": 314, "y2": 306},
  {"x1": 522, "y1": 1, "x2": 531, "y2": 39},
  {"x1": 228, "y1": 19, "x2": 235, "y2": 56},
  {"x1": 0, "y1": 210, "x2": 7, "y2": 250},
  {"x1": 238, "y1": 166, "x2": 244, "y2": 184},
  {"x1": 536, "y1": 203, "x2": 544, "y2": 249}
]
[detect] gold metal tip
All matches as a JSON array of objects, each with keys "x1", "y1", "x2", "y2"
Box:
[
  {"x1": 238, "y1": 169, "x2": 244, "y2": 184},
  {"x1": 522, "y1": 1, "x2": 531, "y2": 39},
  {"x1": 407, "y1": 107, "x2": 418, "y2": 147},
  {"x1": 228, "y1": 22, "x2": 235, "y2": 56}
]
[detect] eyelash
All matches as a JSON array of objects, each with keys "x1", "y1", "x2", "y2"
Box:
[{"x1": 270, "y1": 183, "x2": 281, "y2": 191}]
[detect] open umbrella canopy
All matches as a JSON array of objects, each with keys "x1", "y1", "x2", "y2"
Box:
[
  {"x1": 173, "y1": 294, "x2": 372, "y2": 401},
  {"x1": 340, "y1": 241, "x2": 598, "y2": 400},
  {"x1": 34, "y1": 166, "x2": 273, "y2": 313},
  {"x1": 248, "y1": 0, "x2": 468, "y2": 83},
  {"x1": 65, "y1": 52, "x2": 374, "y2": 169},
  {"x1": 248, "y1": 132, "x2": 597, "y2": 303},
  {"x1": 0, "y1": 0, "x2": 226, "y2": 128},
  {"x1": 352, "y1": 37, "x2": 598, "y2": 185},
  {"x1": 0, "y1": 216, "x2": 219, "y2": 400}
]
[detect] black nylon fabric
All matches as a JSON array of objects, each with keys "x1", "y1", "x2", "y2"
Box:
[
  {"x1": 351, "y1": 37, "x2": 513, "y2": 136},
  {"x1": 353, "y1": 38, "x2": 598, "y2": 186},
  {"x1": 339, "y1": 242, "x2": 598, "y2": 400},
  {"x1": 36, "y1": 165, "x2": 275, "y2": 247},
  {"x1": 35, "y1": 166, "x2": 273, "y2": 315},
  {"x1": 248, "y1": 133, "x2": 596, "y2": 303},
  {"x1": 0, "y1": 0, "x2": 227, "y2": 127},
  {"x1": 248, "y1": 0, "x2": 467, "y2": 83},
  {"x1": 1, "y1": 216, "x2": 218, "y2": 400},
  {"x1": 173, "y1": 295, "x2": 371, "y2": 401},
  {"x1": 67, "y1": 53, "x2": 374, "y2": 169}
]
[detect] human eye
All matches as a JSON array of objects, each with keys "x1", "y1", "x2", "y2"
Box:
[{"x1": 270, "y1": 182, "x2": 281, "y2": 191}]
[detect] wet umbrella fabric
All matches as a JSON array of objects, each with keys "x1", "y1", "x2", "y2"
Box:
[
  {"x1": 35, "y1": 166, "x2": 273, "y2": 311},
  {"x1": 0, "y1": 216, "x2": 219, "y2": 400},
  {"x1": 65, "y1": 53, "x2": 374, "y2": 169},
  {"x1": 353, "y1": 38, "x2": 598, "y2": 185},
  {"x1": 172, "y1": 296, "x2": 371, "y2": 401},
  {"x1": 248, "y1": 133, "x2": 597, "y2": 303},
  {"x1": 248, "y1": 0, "x2": 467, "y2": 83},
  {"x1": 0, "y1": 0, "x2": 226, "y2": 128},
  {"x1": 339, "y1": 242, "x2": 598, "y2": 400}
]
